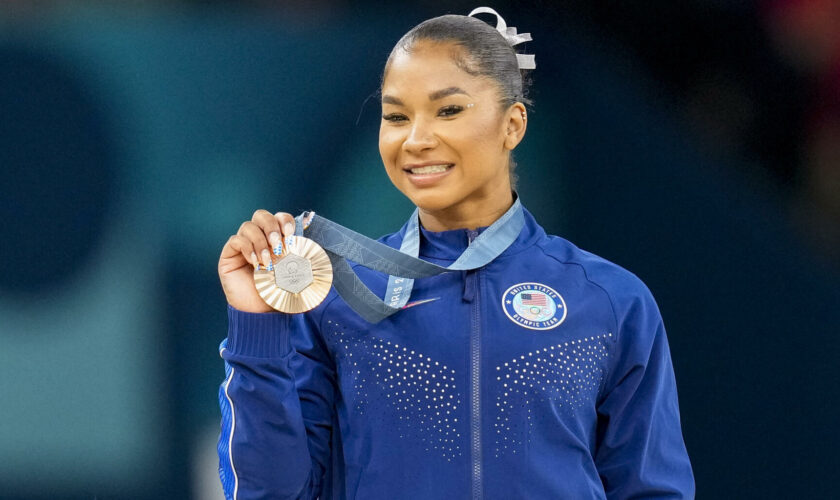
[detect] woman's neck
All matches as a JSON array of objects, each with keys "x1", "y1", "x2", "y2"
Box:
[{"x1": 418, "y1": 191, "x2": 515, "y2": 232}]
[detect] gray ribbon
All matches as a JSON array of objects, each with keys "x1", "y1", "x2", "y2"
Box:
[{"x1": 297, "y1": 198, "x2": 525, "y2": 323}]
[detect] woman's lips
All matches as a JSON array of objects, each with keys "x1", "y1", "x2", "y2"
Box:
[{"x1": 403, "y1": 163, "x2": 454, "y2": 187}]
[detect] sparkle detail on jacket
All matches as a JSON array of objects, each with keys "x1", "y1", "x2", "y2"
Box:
[{"x1": 332, "y1": 329, "x2": 463, "y2": 461}]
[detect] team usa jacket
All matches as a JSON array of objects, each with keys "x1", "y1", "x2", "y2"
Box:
[{"x1": 218, "y1": 206, "x2": 695, "y2": 499}]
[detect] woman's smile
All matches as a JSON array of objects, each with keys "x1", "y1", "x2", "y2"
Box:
[{"x1": 403, "y1": 161, "x2": 455, "y2": 186}]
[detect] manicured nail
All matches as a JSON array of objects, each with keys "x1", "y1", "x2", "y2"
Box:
[
  {"x1": 269, "y1": 231, "x2": 281, "y2": 248},
  {"x1": 261, "y1": 249, "x2": 271, "y2": 267},
  {"x1": 284, "y1": 222, "x2": 294, "y2": 237},
  {"x1": 267, "y1": 260, "x2": 274, "y2": 271},
  {"x1": 303, "y1": 211, "x2": 315, "y2": 229},
  {"x1": 269, "y1": 232, "x2": 283, "y2": 255},
  {"x1": 250, "y1": 252, "x2": 258, "y2": 269},
  {"x1": 286, "y1": 235, "x2": 295, "y2": 250}
]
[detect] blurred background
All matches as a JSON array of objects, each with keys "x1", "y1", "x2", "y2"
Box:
[{"x1": 1, "y1": 0, "x2": 838, "y2": 498}]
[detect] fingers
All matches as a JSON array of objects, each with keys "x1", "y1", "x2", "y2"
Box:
[
  {"x1": 274, "y1": 212, "x2": 296, "y2": 240},
  {"x1": 252, "y1": 209, "x2": 284, "y2": 257},
  {"x1": 238, "y1": 210, "x2": 279, "y2": 268},
  {"x1": 272, "y1": 211, "x2": 295, "y2": 255},
  {"x1": 225, "y1": 210, "x2": 298, "y2": 270},
  {"x1": 222, "y1": 234, "x2": 259, "y2": 269},
  {"x1": 235, "y1": 220, "x2": 270, "y2": 268}
]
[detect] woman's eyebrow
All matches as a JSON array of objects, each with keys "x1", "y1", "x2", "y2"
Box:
[
  {"x1": 382, "y1": 95, "x2": 403, "y2": 105},
  {"x1": 381, "y1": 87, "x2": 470, "y2": 106},
  {"x1": 429, "y1": 86, "x2": 470, "y2": 101}
]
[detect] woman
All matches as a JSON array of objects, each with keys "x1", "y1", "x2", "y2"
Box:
[{"x1": 217, "y1": 8, "x2": 694, "y2": 499}]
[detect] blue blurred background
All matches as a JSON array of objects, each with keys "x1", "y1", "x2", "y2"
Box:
[{"x1": 1, "y1": 1, "x2": 838, "y2": 498}]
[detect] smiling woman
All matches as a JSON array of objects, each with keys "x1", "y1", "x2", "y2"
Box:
[{"x1": 217, "y1": 7, "x2": 695, "y2": 500}]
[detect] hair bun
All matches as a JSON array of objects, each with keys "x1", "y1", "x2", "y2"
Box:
[{"x1": 468, "y1": 7, "x2": 535, "y2": 70}]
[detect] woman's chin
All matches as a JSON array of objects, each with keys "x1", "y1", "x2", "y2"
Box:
[{"x1": 402, "y1": 188, "x2": 460, "y2": 214}]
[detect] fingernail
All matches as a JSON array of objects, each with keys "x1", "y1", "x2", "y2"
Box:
[
  {"x1": 267, "y1": 260, "x2": 274, "y2": 271},
  {"x1": 261, "y1": 249, "x2": 271, "y2": 267},
  {"x1": 286, "y1": 235, "x2": 295, "y2": 250},
  {"x1": 269, "y1": 232, "x2": 283, "y2": 255},
  {"x1": 303, "y1": 211, "x2": 315, "y2": 229},
  {"x1": 250, "y1": 252, "x2": 258, "y2": 269},
  {"x1": 284, "y1": 222, "x2": 294, "y2": 236}
]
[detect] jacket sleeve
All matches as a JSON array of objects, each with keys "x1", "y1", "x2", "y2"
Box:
[
  {"x1": 218, "y1": 304, "x2": 337, "y2": 500},
  {"x1": 594, "y1": 283, "x2": 695, "y2": 499}
]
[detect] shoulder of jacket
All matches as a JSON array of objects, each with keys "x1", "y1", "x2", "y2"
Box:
[{"x1": 535, "y1": 235, "x2": 656, "y2": 320}]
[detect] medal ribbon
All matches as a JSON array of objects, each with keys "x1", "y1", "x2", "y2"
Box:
[{"x1": 297, "y1": 197, "x2": 524, "y2": 323}]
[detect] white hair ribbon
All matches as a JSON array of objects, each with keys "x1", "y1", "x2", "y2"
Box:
[{"x1": 468, "y1": 6, "x2": 536, "y2": 70}]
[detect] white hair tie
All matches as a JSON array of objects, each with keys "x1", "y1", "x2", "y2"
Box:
[{"x1": 468, "y1": 6, "x2": 536, "y2": 70}]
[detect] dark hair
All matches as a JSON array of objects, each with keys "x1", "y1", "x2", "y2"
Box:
[{"x1": 382, "y1": 14, "x2": 533, "y2": 109}]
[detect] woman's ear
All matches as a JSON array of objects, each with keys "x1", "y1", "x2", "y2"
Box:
[{"x1": 504, "y1": 102, "x2": 528, "y2": 150}]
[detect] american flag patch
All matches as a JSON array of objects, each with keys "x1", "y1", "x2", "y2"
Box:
[{"x1": 521, "y1": 293, "x2": 547, "y2": 306}]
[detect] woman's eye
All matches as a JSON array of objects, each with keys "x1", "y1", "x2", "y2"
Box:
[
  {"x1": 382, "y1": 113, "x2": 407, "y2": 123},
  {"x1": 438, "y1": 105, "x2": 464, "y2": 117}
]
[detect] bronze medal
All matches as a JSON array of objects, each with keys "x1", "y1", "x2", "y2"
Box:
[{"x1": 254, "y1": 236, "x2": 333, "y2": 313}]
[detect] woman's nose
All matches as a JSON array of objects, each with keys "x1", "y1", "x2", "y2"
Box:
[{"x1": 402, "y1": 119, "x2": 438, "y2": 153}]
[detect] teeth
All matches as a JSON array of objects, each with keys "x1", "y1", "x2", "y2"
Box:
[{"x1": 410, "y1": 164, "x2": 451, "y2": 174}]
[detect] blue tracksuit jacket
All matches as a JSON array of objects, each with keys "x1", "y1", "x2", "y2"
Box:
[{"x1": 218, "y1": 206, "x2": 695, "y2": 499}]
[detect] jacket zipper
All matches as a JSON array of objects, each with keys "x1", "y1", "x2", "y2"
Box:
[{"x1": 466, "y1": 229, "x2": 483, "y2": 500}]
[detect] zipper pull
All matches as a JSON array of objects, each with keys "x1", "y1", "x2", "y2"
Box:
[
  {"x1": 462, "y1": 270, "x2": 477, "y2": 303},
  {"x1": 467, "y1": 229, "x2": 479, "y2": 243}
]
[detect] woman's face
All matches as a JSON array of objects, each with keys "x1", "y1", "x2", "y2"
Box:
[{"x1": 379, "y1": 40, "x2": 525, "y2": 217}]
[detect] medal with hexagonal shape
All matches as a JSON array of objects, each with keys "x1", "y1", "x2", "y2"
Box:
[{"x1": 254, "y1": 235, "x2": 333, "y2": 314}]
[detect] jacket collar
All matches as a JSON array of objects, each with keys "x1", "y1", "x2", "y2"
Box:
[{"x1": 391, "y1": 203, "x2": 545, "y2": 262}]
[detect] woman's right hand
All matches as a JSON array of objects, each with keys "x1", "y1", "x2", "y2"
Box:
[{"x1": 219, "y1": 209, "x2": 297, "y2": 313}]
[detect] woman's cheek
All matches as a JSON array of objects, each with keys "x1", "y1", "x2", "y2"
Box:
[
  {"x1": 382, "y1": 157, "x2": 400, "y2": 185},
  {"x1": 380, "y1": 131, "x2": 403, "y2": 161}
]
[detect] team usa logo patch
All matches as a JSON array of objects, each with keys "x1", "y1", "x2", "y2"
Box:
[{"x1": 502, "y1": 282, "x2": 567, "y2": 330}]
